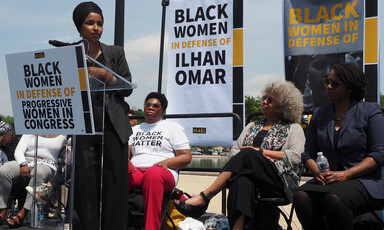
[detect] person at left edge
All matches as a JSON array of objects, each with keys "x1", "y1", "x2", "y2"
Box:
[
  {"x1": 0, "y1": 134, "x2": 67, "y2": 228},
  {"x1": 71, "y1": 2, "x2": 133, "y2": 230}
]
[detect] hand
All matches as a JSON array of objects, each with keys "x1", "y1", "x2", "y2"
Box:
[
  {"x1": 153, "y1": 160, "x2": 169, "y2": 170},
  {"x1": 323, "y1": 171, "x2": 349, "y2": 185},
  {"x1": 314, "y1": 171, "x2": 326, "y2": 185},
  {"x1": 19, "y1": 165, "x2": 30, "y2": 179},
  {"x1": 263, "y1": 155, "x2": 275, "y2": 162},
  {"x1": 87, "y1": 67, "x2": 111, "y2": 82}
]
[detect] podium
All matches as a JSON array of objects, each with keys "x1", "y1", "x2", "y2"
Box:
[{"x1": 5, "y1": 44, "x2": 136, "y2": 229}]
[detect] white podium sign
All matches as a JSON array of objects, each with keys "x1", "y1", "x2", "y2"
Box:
[{"x1": 5, "y1": 45, "x2": 94, "y2": 135}]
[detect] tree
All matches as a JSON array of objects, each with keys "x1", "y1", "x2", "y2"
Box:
[
  {"x1": 245, "y1": 95, "x2": 263, "y2": 122},
  {"x1": 0, "y1": 115, "x2": 14, "y2": 124},
  {"x1": 133, "y1": 109, "x2": 144, "y2": 125}
]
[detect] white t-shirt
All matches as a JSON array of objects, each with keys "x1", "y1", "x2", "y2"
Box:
[
  {"x1": 129, "y1": 120, "x2": 190, "y2": 183},
  {"x1": 14, "y1": 134, "x2": 67, "y2": 171}
]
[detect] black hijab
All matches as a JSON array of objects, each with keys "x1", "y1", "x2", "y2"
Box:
[{"x1": 73, "y1": 1, "x2": 104, "y2": 33}]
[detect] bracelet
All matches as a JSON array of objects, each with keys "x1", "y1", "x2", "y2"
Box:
[{"x1": 109, "y1": 76, "x2": 117, "y2": 85}]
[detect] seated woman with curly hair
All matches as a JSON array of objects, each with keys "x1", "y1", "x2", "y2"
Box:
[{"x1": 174, "y1": 80, "x2": 305, "y2": 230}]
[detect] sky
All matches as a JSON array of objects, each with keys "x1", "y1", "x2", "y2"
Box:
[{"x1": 0, "y1": 0, "x2": 383, "y2": 117}]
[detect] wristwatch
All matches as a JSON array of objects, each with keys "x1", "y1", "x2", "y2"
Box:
[{"x1": 19, "y1": 162, "x2": 27, "y2": 167}]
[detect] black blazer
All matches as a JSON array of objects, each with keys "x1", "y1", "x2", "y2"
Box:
[
  {"x1": 100, "y1": 42, "x2": 133, "y2": 144},
  {"x1": 302, "y1": 100, "x2": 384, "y2": 199}
]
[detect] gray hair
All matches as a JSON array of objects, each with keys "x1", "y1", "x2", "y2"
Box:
[{"x1": 262, "y1": 80, "x2": 304, "y2": 123}]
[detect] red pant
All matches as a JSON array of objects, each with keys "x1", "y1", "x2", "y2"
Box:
[{"x1": 129, "y1": 166, "x2": 175, "y2": 230}]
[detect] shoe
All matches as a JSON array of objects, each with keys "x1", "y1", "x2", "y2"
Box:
[
  {"x1": 173, "y1": 191, "x2": 210, "y2": 219},
  {"x1": 25, "y1": 182, "x2": 53, "y2": 204},
  {"x1": 6, "y1": 210, "x2": 28, "y2": 228}
]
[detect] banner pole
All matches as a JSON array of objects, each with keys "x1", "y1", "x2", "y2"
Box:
[
  {"x1": 114, "y1": 0, "x2": 125, "y2": 47},
  {"x1": 157, "y1": 0, "x2": 169, "y2": 93}
]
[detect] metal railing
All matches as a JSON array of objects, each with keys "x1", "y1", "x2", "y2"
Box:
[
  {"x1": 129, "y1": 112, "x2": 243, "y2": 215},
  {"x1": 130, "y1": 112, "x2": 243, "y2": 140}
]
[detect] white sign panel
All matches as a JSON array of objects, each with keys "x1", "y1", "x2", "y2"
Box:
[
  {"x1": 167, "y1": 0, "x2": 237, "y2": 146},
  {"x1": 6, "y1": 45, "x2": 94, "y2": 135}
]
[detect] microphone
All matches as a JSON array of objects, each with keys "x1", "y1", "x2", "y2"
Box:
[
  {"x1": 48, "y1": 40, "x2": 72, "y2": 47},
  {"x1": 49, "y1": 39, "x2": 90, "y2": 55},
  {"x1": 48, "y1": 39, "x2": 88, "y2": 47}
]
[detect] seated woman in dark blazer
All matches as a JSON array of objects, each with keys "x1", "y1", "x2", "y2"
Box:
[{"x1": 294, "y1": 63, "x2": 384, "y2": 230}]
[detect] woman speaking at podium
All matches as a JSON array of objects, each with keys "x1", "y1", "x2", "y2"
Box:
[{"x1": 71, "y1": 2, "x2": 133, "y2": 230}]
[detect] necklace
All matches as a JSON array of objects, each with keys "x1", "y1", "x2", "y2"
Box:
[{"x1": 334, "y1": 114, "x2": 346, "y2": 123}]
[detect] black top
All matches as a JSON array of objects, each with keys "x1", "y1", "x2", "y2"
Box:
[{"x1": 252, "y1": 130, "x2": 268, "y2": 148}]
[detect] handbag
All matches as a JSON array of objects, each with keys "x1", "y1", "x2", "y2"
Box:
[{"x1": 161, "y1": 189, "x2": 192, "y2": 230}]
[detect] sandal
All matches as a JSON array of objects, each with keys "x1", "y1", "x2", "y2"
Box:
[
  {"x1": 6, "y1": 212, "x2": 27, "y2": 228},
  {"x1": 173, "y1": 191, "x2": 210, "y2": 219}
]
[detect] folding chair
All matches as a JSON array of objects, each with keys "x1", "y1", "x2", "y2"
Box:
[
  {"x1": 127, "y1": 188, "x2": 177, "y2": 230},
  {"x1": 369, "y1": 208, "x2": 384, "y2": 227},
  {"x1": 160, "y1": 188, "x2": 178, "y2": 230},
  {"x1": 256, "y1": 164, "x2": 304, "y2": 230}
]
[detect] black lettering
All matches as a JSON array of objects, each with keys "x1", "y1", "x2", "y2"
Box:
[
  {"x1": 191, "y1": 52, "x2": 201, "y2": 66},
  {"x1": 24, "y1": 65, "x2": 31, "y2": 77},
  {"x1": 175, "y1": 9, "x2": 184, "y2": 23},
  {"x1": 176, "y1": 71, "x2": 187, "y2": 85},
  {"x1": 173, "y1": 22, "x2": 227, "y2": 38},
  {"x1": 195, "y1": 7, "x2": 206, "y2": 21},
  {"x1": 38, "y1": 63, "x2": 45, "y2": 75},
  {"x1": 186, "y1": 8, "x2": 194, "y2": 22},
  {"x1": 189, "y1": 70, "x2": 201, "y2": 85},
  {"x1": 206, "y1": 5, "x2": 216, "y2": 20},
  {"x1": 45, "y1": 62, "x2": 52, "y2": 75},
  {"x1": 52, "y1": 61, "x2": 61, "y2": 74},
  {"x1": 202, "y1": 70, "x2": 214, "y2": 84},
  {"x1": 218, "y1": 4, "x2": 228, "y2": 19},
  {"x1": 215, "y1": 69, "x2": 226, "y2": 84},
  {"x1": 174, "y1": 26, "x2": 186, "y2": 38}
]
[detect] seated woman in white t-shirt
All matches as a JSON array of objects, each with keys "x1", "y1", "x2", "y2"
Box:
[{"x1": 128, "y1": 92, "x2": 192, "y2": 229}]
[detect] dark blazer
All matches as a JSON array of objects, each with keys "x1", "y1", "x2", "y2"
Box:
[
  {"x1": 302, "y1": 100, "x2": 384, "y2": 199},
  {"x1": 100, "y1": 42, "x2": 133, "y2": 144}
]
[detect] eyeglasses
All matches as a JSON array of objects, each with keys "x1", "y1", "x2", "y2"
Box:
[
  {"x1": 323, "y1": 78, "x2": 341, "y2": 88},
  {"x1": 261, "y1": 96, "x2": 274, "y2": 104},
  {"x1": 144, "y1": 102, "x2": 161, "y2": 109}
]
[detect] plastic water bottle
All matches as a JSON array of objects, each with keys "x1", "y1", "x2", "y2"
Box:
[
  {"x1": 216, "y1": 220, "x2": 222, "y2": 230},
  {"x1": 316, "y1": 152, "x2": 330, "y2": 174},
  {"x1": 37, "y1": 204, "x2": 44, "y2": 228},
  {"x1": 220, "y1": 216, "x2": 229, "y2": 230}
]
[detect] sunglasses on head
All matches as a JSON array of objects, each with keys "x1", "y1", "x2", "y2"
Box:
[
  {"x1": 261, "y1": 96, "x2": 274, "y2": 104},
  {"x1": 144, "y1": 102, "x2": 161, "y2": 109},
  {"x1": 323, "y1": 78, "x2": 341, "y2": 88}
]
